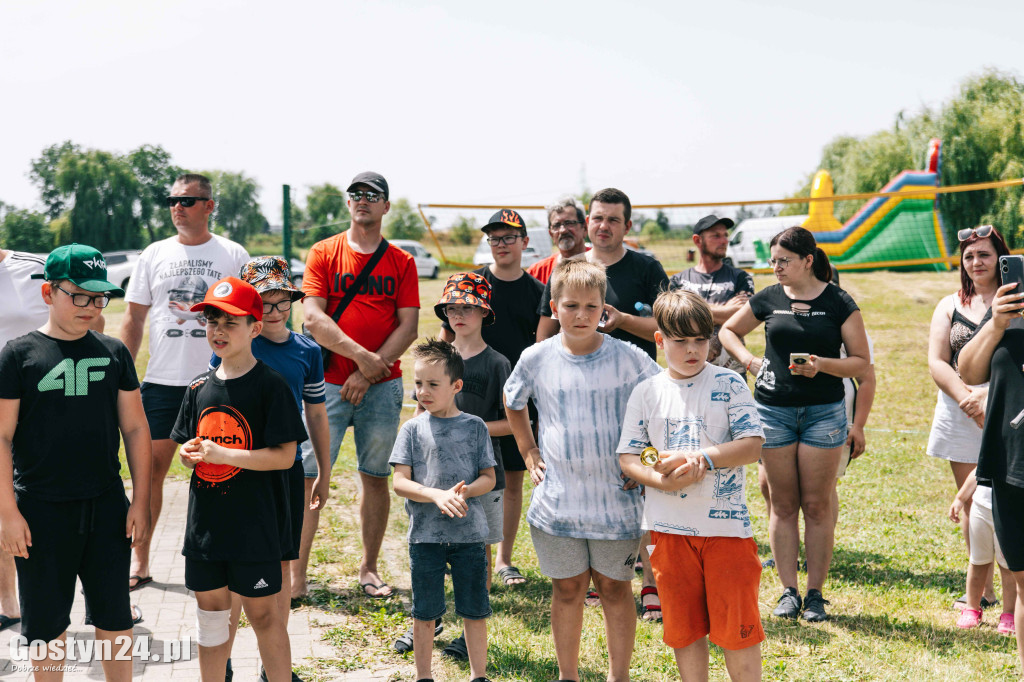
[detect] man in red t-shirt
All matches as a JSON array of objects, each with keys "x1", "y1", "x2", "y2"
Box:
[
  {"x1": 526, "y1": 196, "x2": 588, "y2": 284},
  {"x1": 301, "y1": 172, "x2": 419, "y2": 599}
]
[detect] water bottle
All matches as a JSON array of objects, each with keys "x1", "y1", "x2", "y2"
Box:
[{"x1": 634, "y1": 302, "x2": 653, "y2": 317}]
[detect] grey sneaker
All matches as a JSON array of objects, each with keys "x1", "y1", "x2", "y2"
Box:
[
  {"x1": 772, "y1": 587, "x2": 802, "y2": 619},
  {"x1": 802, "y1": 589, "x2": 830, "y2": 622}
]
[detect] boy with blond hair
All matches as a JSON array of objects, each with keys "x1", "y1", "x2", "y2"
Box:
[
  {"x1": 505, "y1": 259, "x2": 661, "y2": 682},
  {"x1": 390, "y1": 339, "x2": 496, "y2": 682},
  {"x1": 618, "y1": 289, "x2": 765, "y2": 681}
]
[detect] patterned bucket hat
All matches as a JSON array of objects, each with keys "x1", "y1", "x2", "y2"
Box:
[
  {"x1": 239, "y1": 256, "x2": 305, "y2": 301},
  {"x1": 434, "y1": 272, "x2": 495, "y2": 325}
]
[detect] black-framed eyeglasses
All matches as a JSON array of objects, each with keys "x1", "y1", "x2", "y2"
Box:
[
  {"x1": 55, "y1": 285, "x2": 110, "y2": 308},
  {"x1": 486, "y1": 234, "x2": 523, "y2": 246},
  {"x1": 958, "y1": 225, "x2": 995, "y2": 242},
  {"x1": 349, "y1": 190, "x2": 384, "y2": 203},
  {"x1": 262, "y1": 299, "x2": 293, "y2": 314},
  {"x1": 166, "y1": 196, "x2": 210, "y2": 208},
  {"x1": 768, "y1": 257, "x2": 796, "y2": 268},
  {"x1": 550, "y1": 220, "x2": 581, "y2": 231}
]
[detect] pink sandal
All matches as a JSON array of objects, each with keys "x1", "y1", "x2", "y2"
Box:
[
  {"x1": 998, "y1": 612, "x2": 1015, "y2": 636},
  {"x1": 956, "y1": 608, "x2": 982, "y2": 629}
]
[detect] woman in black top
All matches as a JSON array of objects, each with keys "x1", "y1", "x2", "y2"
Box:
[
  {"x1": 958, "y1": 278, "x2": 1024, "y2": 668},
  {"x1": 720, "y1": 227, "x2": 869, "y2": 622}
]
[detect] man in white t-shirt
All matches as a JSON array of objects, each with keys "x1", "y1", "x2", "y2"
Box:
[{"x1": 120, "y1": 174, "x2": 249, "y2": 587}]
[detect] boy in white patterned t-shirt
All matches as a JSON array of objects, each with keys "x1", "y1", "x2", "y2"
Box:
[
  {"x1": 505, "y1": 259, "x2": 661, "y2": 682},
  {"x1": 618, "y1": 289, "x2": 765, "y2": 681}
]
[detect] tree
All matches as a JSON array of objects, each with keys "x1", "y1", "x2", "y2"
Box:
[
  {"x1": 54, "y1": 149, "x2": 144, "y2": 250},
  {"x1": 383, "y1": 199, "x2": 424, "y2": 240},
  {"x1": 206, "y1": 170, "x2": 267, "y2": 246},
  {"x1": 128, "y1": 145, "x2": 182, "y2": 243},
  {"x1": 0, "y1": 209, "x2": 53, "y2": 252},
  {"x1": 304, "y1": 183, "x2": 349, "y2": 245},
  {"x1": 29, "y1": 141, "x2": 81, "y2": 221},
  {"x1": 449, "y1": 216, "x2": 477, "y2": 245}
]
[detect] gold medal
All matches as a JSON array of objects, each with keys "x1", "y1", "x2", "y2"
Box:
[{"x1": 640, "y1": 446, "x2": 660, "y2": 466}]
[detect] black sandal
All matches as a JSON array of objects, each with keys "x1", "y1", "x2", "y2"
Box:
[
  {"x1": 441, "y1": 633, "x2": 468, "y2": 661},
  {"x1": 394, "y1": 620, "x2": 443, "y2": 653}
]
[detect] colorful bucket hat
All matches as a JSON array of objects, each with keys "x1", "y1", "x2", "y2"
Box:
[
  {"x1": 239, "y1": 256, "x2": 305, "y2": 301},
  {"x1": 434, "y1": 272, "x2": 495, "y2": 325}
]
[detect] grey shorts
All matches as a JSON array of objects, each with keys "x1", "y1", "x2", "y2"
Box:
[
  {"x1": 480, "y1": 489, "x2": 504, "y2": 546},
  {"x1": 529, "y1": 525, "x2": 641, "y2": 582}
]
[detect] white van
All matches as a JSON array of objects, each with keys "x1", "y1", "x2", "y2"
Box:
[
  {"x1": 472, "y1": 227, "x2": 552, "y2": 268},
  {"x1": 726, "y1": 216, "x2": 807, "y2": 268}
]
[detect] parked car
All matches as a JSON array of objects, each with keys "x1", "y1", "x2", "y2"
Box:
[
  {"x1": 102, "y1": 250, "x2": 141, "y2": 295},
  {"x1": 390, "y1": 239, "x2": 441, "y2": 278},
  {"x1": 472, "y1": 227, "x2": 552, "y2": 268},
  {"x1": 726, "y1": 216, "x2": 804, "y2": 268}
]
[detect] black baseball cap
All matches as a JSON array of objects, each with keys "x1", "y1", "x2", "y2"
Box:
[
  {"x1": 482, "y1": 209, "x2": 527, "y2": 234},
  {"x1": 693, "y1": 214, "x2": 735, "y2": 235},
  {"x1": 347, "y1": 171, "x2": 389, "y2": 200}
]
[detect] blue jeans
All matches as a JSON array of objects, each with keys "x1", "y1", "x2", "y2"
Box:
[
  {"x1": 409, "y1": 542, "x2": 491, "y2": 621},
  {"x1": 756, "y1": 399, "x2": 848, "y2": 450},
  {"x1": 301, "y1": 377, "x2": 403, "y2": 478}
]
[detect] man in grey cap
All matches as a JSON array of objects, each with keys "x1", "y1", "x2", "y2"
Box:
[
  {"x1": 299, "y1": 171, "x2": 420, "y2": 599},
  {"x1": 669, "y1": 214, "x2": 754, "y2": 373}
]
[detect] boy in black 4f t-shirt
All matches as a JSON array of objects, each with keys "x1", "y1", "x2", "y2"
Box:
[
  {"x1": 171, "y1": 277, "x2": 307, "y2": 682},
  {"x1": 0, "y1": 244, "x2": 152, "y2": 678}
]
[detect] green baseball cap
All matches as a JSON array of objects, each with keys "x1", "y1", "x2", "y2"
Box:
[{"x1": 31, "y1": 243, "x2": 123, "y2": 295}]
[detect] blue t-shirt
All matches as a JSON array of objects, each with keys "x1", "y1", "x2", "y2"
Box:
[
  {"x1": 504, "y1": 335, "x2": 662, "y2": 540},
  {"x1": 389, "y1": 412, "x2": 496, "y2": 544},
  {"x1": 211, "y1": 332, "x2": 326, "y2": 460}
]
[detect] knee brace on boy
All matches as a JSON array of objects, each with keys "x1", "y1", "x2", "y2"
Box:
[{"x1": 196, "y1": 608, "x2": 231, "y2": 647}]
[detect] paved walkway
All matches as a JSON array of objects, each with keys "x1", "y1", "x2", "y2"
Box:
[{"x1": 0, "y1": 481, "x2": 341, "y2": 681}]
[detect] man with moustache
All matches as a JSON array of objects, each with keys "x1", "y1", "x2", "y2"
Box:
[
  {"x1": 669, "y1": 214, "x2": 753, "y2": 373},
  {"x1": 527, "y1": 196, "x2": 589, "y2": 284}
]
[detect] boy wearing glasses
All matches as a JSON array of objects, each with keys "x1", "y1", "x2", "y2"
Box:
[
  {"x1": 0, "y1": 244, "x2": 152, "y2": 679},
  {"x1": 172, "y1": 276, "x2": 308, "y2": 681},
  {"x1": 441, "y1": 209, "x2": 544, "y2": 589},
  {"x1": 122, "y1": 173, "x2": 249, "y2": 592},
  {"x1": 209, "y1": 257, "x2": 330, "y2": 680}
]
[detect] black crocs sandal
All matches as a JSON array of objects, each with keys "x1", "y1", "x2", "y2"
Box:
[
  {"x1": 394, "y1": 620, "x2": 443, "y2": 653},
  {"x1": 441, "y1": 633, "x2": 468, "y2": 661}
]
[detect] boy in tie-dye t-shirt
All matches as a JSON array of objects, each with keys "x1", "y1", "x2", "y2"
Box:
[{"x1": 504, "y1": 259, "x2": 660, "y2": 682}]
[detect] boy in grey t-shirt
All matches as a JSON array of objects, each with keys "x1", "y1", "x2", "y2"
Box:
[{"x1": 390, "y1": 339, "x2": 496, "y2": 682}]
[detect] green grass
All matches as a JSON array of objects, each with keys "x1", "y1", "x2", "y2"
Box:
[{"x1": 116, "y1": 270, "x2": 1022, "y2": 679}]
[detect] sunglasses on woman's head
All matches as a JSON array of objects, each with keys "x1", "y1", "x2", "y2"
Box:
[{"x1": 958, "y1": 225, "x2": 994, "y2": 242}]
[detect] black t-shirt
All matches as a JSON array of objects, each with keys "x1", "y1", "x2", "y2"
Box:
[
  {"x1": 443, "y1": 267, "x2": 544, "y2": 368},
  {"x1": 978, "y1": 329, "x2": 1024, "y2": 488},
  {"x1": 669, "y1": 264, "x2": 754, "y2": 304},
  {"x1": 538, "y1": 250, "x2": 669, "y2": 359},
  {"x1": 749, "y1": 283, "x2": 859, "y2": 407},
  {"x1": 0, "y1": 331, "x2": 140, "y2": 501},
  {"x1": 171, "y1": 361, "x2": 309, "y2": 562},
  {"x1": 457, "y1": 347, "x2": 511, "y2": 491}
]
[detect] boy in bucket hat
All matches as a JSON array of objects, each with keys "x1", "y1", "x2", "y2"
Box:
[
  {"x1": 171, "y1": 276, "x2": 308, "y2": 681},
  {"x1": 393, "y1": 273, "x2": 511, "y2": 660},
  {"x1": 0, "y1": 244, "x2": 152, "y2": 679},
  {"x1": 209, "y1": 258, "x2": 330, "y2": 681}
]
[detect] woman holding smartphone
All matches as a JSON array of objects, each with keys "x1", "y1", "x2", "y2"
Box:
[
  {"x1": 720, "y1": 226, "x2": 869, "y2": 622},
  {"x1": 957, "y1": 272, "x2": 1024, "y2": 668},
  {"x1": 926, "y1": 224, "x2": 1009, "y2": 609}
]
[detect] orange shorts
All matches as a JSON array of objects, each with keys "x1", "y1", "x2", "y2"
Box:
[{"x1": 649, "y1": 532, "x2": 765, "y2": 651}]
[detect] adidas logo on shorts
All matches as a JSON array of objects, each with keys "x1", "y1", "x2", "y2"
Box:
[{"x1": 254, "y1": 578, "x2": 269, "y2": 590}]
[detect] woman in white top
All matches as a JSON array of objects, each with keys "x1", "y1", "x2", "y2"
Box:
[{"x1": 926, "y1": 224, "x2": 1009, "y2": 608}]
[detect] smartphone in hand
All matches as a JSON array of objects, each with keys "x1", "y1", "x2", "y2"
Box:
[
  {"x1": 790, "y1": 352, "x2": 811, "y2": 374},
  {"x1": 1000, "y1": 255, "x2": 1024, "y2": 296}
]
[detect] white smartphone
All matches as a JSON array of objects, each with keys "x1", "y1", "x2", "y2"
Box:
[{"x1": 790, "y1": 353, "x2": 811, "y2": 374}]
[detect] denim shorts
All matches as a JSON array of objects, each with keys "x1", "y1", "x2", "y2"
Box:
[
  {"x1": 301, "y1": 377, "x2": 403, "y2": 478},
  {"x1": 409, "y1": 542, "x2": 491, "y2": 621},
  {"x1": 756, "y1": 399, "x2": 848, "y2": 450}
]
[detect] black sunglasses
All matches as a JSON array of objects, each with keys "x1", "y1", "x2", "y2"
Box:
[
  {"x1": 166, "y1": 196, "x2": 210, "y2": 208},
  {"x1": 958, "y1": 225, "x2": 995, "y2": 242},
  {"x1": 348, "y1": 190, "x2": 384, "y2": 203}
]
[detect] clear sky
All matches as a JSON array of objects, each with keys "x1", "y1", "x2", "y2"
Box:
[{"x1": 1, "y1": 0, "x2": 1020, "y2": 224}]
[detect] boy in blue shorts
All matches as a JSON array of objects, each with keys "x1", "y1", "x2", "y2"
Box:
[
  {"x1": 390, "y1": 339, "x2": 496, "y2": 682},
  {"x1": 618, "y1": 289, "x2": 765, "y2": 681},
  {"x1": 504, "y1": 259, "x2": 661, "y2": 682},
  {"x1": 0, "y1": 244, "x2": 152, "y2": 681},
  {"x1": 172, "y1": 276, "x2": 308, "y2": 682},
  {"x1": 211, "y1": 257, "x2": 330, "y2": 681}
]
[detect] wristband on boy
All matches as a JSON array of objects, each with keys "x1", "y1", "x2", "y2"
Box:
[{"x1": 699, "y1": 449, "x2": 714, "y2": 471}]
